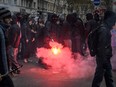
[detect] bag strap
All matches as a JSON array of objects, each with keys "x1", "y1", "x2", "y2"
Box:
[{"x1": 88, "y1": 26, "x2": 100, "y2": 36}]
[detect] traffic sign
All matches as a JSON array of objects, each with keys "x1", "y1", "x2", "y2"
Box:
[{"x1": 93, "y1": 0, "x2": 100, "y2": 6}]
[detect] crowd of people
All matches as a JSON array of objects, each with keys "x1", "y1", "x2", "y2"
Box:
[{"x1": 0, "y1": 6, "x2": 116, "y2": 87}]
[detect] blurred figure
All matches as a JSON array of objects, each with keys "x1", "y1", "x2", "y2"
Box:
[
  {"x1": 85, "y1": 13, "x2": 98, "y2": 37},
  {"x1": 35, "y1": 18, "x2": 49, "y2": 48},
  {"x1": 8, "y1": 14, "x2": 22, "y2": 74},
  {"x1": 85, "y1": 13, "x2": 98, "y2": 55},
  {"x1": 63, "y1": 13, "x2": 85, "y2": 59},
  {"x1": 23, "y1": 18, "x2": 36, "y2": 63},
  {"x1": 0, "y1": 7, "x2": 14, "y2": 87},
  {"x1": 19, "y1": 14, "x2": 29, "y2": 60},
  {"x1": 35, "y1": 18, "x2": 51, "y2": 69},
  {"x1": 111, "y1": 27, "x2": 116, "y2": 71},
  {"x1": 61, "y1": 14, "x2": 72, "y2": 49},
  {"x1": 71, "y1": 13, "x2": 85, "y2": 58},
  {"x1": 46, "y1": 14, "x2": 60, "y2": 42}
]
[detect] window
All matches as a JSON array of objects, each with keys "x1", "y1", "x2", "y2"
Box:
[
  {"x1": 14, "y1": 0, "x2": 17, "y2": 5},
  {"x1": 3, "y1": 0, "x2": 8, "y2": 3},
  {"x1": 0, "y1": 0, "x2": 3, "y2": 3},
  {"x1": 21, "y1": 0, "x2": 23, "y2": 6},
  {"x1": 34, "y1": 2, "x2": 36, "y2": 8},
  {"x1": 26, "y1": 1, "x2": 29, "y2": 7}
]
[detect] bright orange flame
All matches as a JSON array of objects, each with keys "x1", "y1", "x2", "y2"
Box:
[{"x1": 51, "y1": 47, "x2": 61, "y2": 55}]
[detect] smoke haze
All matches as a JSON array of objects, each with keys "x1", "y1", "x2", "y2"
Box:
[{"x1": 36, "y1": 41, "x2": 96, "y2": 79}]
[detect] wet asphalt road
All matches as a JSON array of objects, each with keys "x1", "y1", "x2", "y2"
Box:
[{"x1": 12, "y1": 58, "x2": 116, "y2": 87}]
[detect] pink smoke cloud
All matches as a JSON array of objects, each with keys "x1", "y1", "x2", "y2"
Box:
[{"x1": 36, "y1": 41, "x2": 96, "y2": 79}]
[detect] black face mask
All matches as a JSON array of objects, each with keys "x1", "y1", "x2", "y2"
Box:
[{"x1": 51, "y1": 18, "x2": 58, "y2": 23}]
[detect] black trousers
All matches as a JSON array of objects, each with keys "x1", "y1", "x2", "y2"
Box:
[
  {"x1": 92, "y1": 56, "x2": 114, "y2": 87},
  {"x1": 0, "y1": 75, "x2": 14, "y2": 87}
]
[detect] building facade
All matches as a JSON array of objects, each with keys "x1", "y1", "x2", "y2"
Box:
[
  {"x1": 37, "y1": 0, "x2": 68, "y2": 14},
  {"x1": 0, "y1": 0, "x2": 68, "y2": 15},
  {"x1": 0, "y1": 0, "x2": 38, "y2": 14}
]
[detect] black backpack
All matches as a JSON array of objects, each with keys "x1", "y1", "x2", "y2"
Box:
[{"x1": 87, "y1": 26, "x2": 100, "y2": 57}]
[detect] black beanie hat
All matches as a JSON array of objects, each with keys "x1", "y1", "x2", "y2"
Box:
[{"x1": 0, "y1": 7, "x2": 11, "y2": 19}]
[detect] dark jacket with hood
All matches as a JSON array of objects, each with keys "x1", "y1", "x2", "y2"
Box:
[
  {"x1": 96, "y1": 11, "x2": 116, "y2": 59},
  {"x1": 85, "y1": 13, "x2": 98, "y2": 37},
  {"x1": 0, "y1": 22, "x2": 9, "y2": 74},
  {"x1": 46, "y1": 14, "x2": 60, "y2": 42},
  {"x1": 8, "y1": 16, "x2": 21, "y2": 48},
  {"x1": 25, "y1": 18, "x2": 36, "y2": 42}
]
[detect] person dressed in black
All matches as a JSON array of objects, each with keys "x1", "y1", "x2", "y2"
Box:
[
  {"x1": 0, "y1": 7, "x2": 14, "y2": 87},
  {"x1": 85, "y1": 13, "x2": 98, "y2": 37},
  {"x1": 91, "y1": 11, "x2": 115, "y2": 87},
  {"x1": 23, "y1": 18, "x2": 36, "y2": 63},
  {"x1": 35, "y1": 18, "x2": 47, "y2": 48},
  {"x1": 70, "y1": 13, "x2": 85, "y2": 57},
  {"x1": 45, "y1": 14, "x2": 60, "y2": 42},
  {"x1": 35, "y1": 18, "x2": 51, "y2": 69},
  {"x1": 8, "y1": 14, "x2": 22, "y2": 74}
]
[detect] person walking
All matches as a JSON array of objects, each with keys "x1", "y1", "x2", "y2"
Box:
[{"x1": 90, "y1": 11, "x2": 115, "y2": 87}]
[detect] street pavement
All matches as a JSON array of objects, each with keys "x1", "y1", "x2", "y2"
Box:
[{"x1": 12, "y1": 58, "x2": 116, "y2": 87}]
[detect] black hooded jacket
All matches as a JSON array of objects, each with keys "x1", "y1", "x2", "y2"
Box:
[
  {"x1": 96, "y1": 11, "x2": 116, "y2": 59},
  {"x1": 8, "y1": 16, "x2": 21, "y2": 48}
]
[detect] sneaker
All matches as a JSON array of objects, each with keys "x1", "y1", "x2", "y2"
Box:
[
  {"x1": 38, "y1": 60, "x2": 51, "y2": 69},
  {"x1": 13, "y1": 70, "x2": 21, "y2": 74},
  {"x1": 24, "y1": 59, "x2": 28, "y2": 63}
]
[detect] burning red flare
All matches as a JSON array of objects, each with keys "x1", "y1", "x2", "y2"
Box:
[
  {"x1": 49, "y1": 41, "x2": 63, "y2": 55},
  {"x1": 51, "y1": 47, "x2": 61, "y2": 55}
]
